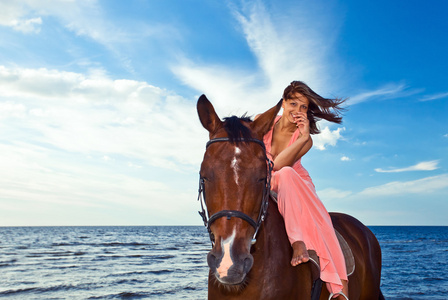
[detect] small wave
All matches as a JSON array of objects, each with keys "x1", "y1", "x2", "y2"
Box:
[
  {"x1": 59, "y1": 265, "x2": 78, "y2": 269},
  {"x1": 113, "y1": 278, "x2": 146, "y2": 285},
  {"x1": 184, "y1": 285, "x2": 198, "y2": 291},
  {"x1": 0, "y1": 258, "x2": 18, "y2": 267},
  {"x1": 100, "y1": 242, "x2": 152, "y2": 247},
  {"x1": 0, "y1": 287, "x2": 36, "y2": 296},
  {"x1": 0, "y1": 284, "x2": 77, "y2": 295},
  {"x1": 117, "y1": 291, "x2": 148, "y2": 298},
  {"x1": 88, "y1": 291, "x2": 151, "y2": 299},
  {"x1": 106, "y1": 271, "x2": 144, "y2": 277},
  {"x1": 148, "y1": 269, "x2": 173, "y2": 275},
  {"x1": 151, "y1": 255, "x2": 175, "y2": 259},
  {"x1": 193, "y1": 241, "x2": 206, "y2": 245},
  {"x1": 27, "y1": 251, "x2": 73, "y2": 257},
  {"x1": 52, "y1": 242, "x2": 75, "y2": 246},
  {"x1": 165, "y1": 247, "x2": 179, "y2": 250},
  {"x1": 425, "y1": 277, "x2": 445, "y2": 282}
]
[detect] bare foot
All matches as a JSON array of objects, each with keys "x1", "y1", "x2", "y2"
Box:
[{"x1": 291, "y1": 241, "x2": 309, "y2": 266}]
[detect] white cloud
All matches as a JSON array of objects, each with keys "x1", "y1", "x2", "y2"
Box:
[
  {"x1": 0, "y1": 65, "x2": 207, "y2": 170},
  {"x1": 0, "y1": 101, "x2": 26, "y2": 118},
  {"x1": 0, "y1": 1, "x2": 42, "y2": 33},
  {"x1": 375, "y1": 160, "x2": 440, "y2": 173},
  {"x1": 12, "y1": 17, "x2": 42, "y2": 34},
  {"x1": 312, "y1": 126, "x2": 345, "y2": 150},
  {"x1": 317, "y1": 188, "x2": 352, "y2": 200},
  {"x1": 0, "y1": 65, "x2": 208, "y2": 225},
  {"x1": 419, "y1": 92, "x2": 448, "y2": 101},
  {"x1": 348, "y1": 83, "x2": 421, "y2": 105},
  {"x1": 341, "y1": 156, "x2": 351, "y2": 161},
  {"x1": 358, "y1": 174, "x2": 448, "y2": 197}
]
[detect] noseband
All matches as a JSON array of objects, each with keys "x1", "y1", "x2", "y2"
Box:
[{"x1": 198, "y1": 137, "x2": 274, "y2": 247}]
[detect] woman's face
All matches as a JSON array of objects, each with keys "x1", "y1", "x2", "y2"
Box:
[{"x1": 282, "y1": 92, "x2": 309, "y2": 123}]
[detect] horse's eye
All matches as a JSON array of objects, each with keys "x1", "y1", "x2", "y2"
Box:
[
  {"x1": 201, "y1": 175, "x2": 212, "y2": 182},
  {"x1": 257, "y1": 178, "x2": 266, "y2": 183}
]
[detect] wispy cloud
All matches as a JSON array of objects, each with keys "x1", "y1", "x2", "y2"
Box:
[
  {"x1": 358, "y1": 174, "x2": 448, "y2": 197},
  {"x1": 419, "y1": 92, "x2": 448, "y2": 102},
  {"x1": 173, "y1": 1, "x2": 338, "y2": 110},
  {"x1": 341, "y1": 156, "x2": 351, "y2": 161},
  {"x1": 0, "y1": 0, "x2": 174, "y2": 73},
  {"x1": 320, "y1": 173, "x2": 448, "y2": 201},
  {"x1": 317, "y1": 188, "x2": 353, "y2": 200},
  {"x1": 172, "y1": 1, "x2": 345, "y2": 150},
  {"x1": 348, "y1": 83, "x2": 421, "y2": 105},
  {"x1": 375, "y1": 160, "x2": 440, "y2": 173},
  {"x1": 0, "y1": 1, "x2": 115, "y2": 41}
]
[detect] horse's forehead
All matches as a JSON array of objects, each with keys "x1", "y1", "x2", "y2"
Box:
[{"x1": 204, "y1": 143, "x2": 262, "y2": 166}]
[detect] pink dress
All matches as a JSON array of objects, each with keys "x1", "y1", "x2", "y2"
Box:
[{"x1": 264, "y1": 116, "x2": 347, "y2": 294}]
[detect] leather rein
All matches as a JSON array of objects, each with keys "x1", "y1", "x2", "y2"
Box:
[{"x1": 198, "y1": 137, "x2": 274, "y2": 246}]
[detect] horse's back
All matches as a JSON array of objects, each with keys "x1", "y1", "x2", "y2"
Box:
[{"x1": 329, "y1": 212, "x2": 383, "y2": 300}]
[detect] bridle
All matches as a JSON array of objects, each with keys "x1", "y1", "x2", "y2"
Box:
[{"x1": 197, "y1": 137, "x2": 274, "y2": 247}]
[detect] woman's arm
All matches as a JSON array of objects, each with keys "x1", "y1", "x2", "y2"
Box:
[
  {"x1": 272, "y1": 135, "x2": 312, "y2": 171},
  {"x1": 272, "y1": 111, "x2": 312, "y2": 171}
]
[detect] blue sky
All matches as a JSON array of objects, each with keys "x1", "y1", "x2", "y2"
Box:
[{"x1": 0, "y1": 0, "x2": 447, "y2": 226}]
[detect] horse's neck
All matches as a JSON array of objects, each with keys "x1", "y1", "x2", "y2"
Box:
[
  {"x1": 255, "y1": 200, "x2": 292, "y2": 265},
  {"x1": 249, "y1": 199, "x2": 313, "y2": 299}
]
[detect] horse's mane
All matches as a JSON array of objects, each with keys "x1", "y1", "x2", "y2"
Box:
[{"x1": 222, "y1": 114, "x2": 253, "y2": 144}]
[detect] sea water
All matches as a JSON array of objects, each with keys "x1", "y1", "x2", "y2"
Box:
[{"x1": 0, "y1": 226, "x2": 447, "y2": 299}]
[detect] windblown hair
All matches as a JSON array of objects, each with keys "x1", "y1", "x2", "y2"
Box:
[
  {"x1": 223, "y1": 115, "x2": 253, "y2": 144},
  {"x1": 283, "y1": 81, "x2": 346, "y2": 134}
]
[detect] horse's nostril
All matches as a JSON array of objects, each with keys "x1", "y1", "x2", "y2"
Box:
[
  {"x1": 207, "y1": 251, "x2": 219, "y2": 269},
  {"x1": 243, "y1": 255, "x2": 254, "y2": 273}
]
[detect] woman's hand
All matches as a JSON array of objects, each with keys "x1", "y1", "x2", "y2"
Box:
[{"x1": 292, "y1": 112, "x2": 310, "y2": 137}]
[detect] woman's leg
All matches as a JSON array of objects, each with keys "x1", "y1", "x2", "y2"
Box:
[
  {"x1": 273, "y1": 166, "x2": 348, "y2": 294},
  {"x1": 272, "y1": 167, "x2": 309, "y2": 266}
]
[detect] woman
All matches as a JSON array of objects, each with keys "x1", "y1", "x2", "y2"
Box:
[{"x1": 257, "y1": 81, "x2": 348, "y2": 299}]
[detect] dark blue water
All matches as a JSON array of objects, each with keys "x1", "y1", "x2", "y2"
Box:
[
  {"x1": 370, "y1": 226, "x2": 448, "y2": 300},
  {"x1": 0, "y1": 226, "x2": 446, "y2": 299}
]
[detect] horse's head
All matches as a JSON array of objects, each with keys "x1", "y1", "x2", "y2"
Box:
[{"x1": 197, "y1": 95, "x2": 281, "y2": 286}]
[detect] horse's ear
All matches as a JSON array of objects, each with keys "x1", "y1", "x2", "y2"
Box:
[
  {"x1": 197, "y1": 94, "x2": 223, "y2": 134},
  {"x1": 250, "y1": 99, "x2": 282, "y2": 138}
]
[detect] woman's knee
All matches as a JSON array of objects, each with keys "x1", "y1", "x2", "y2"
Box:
[
  {"x1": 273, "y1": 166, "x2": 296, "y2": 191},
  {"x1": 275, "y1": 166, "x2": 296, "y2": 180}
]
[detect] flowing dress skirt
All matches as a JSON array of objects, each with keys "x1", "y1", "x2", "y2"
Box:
[{"x1": 264, "y1": 117, "x2": 347, "y2": 294}]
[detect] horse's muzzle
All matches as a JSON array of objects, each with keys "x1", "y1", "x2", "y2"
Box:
[{"x1": 207, "y1": 249, "x2": 254, "y2": 285}]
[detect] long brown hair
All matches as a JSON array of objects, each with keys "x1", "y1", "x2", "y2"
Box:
[{"x1": 282, "y1": 81, "x2": 346, "y2": 134}]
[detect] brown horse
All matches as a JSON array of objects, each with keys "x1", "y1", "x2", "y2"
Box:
[{"x1": 197, "y1": 94, "x2": 384, "y2": 300}]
